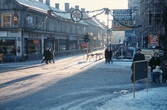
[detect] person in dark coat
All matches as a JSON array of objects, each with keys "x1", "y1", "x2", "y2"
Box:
[
  {"x1": 149, "y1": 52, "x2": 161, "y2": 72},
  {"x1": 49, "y1": 48, "x2": 55, "y2": 63},
  {"x1": 41, "y1": 47, "x2": 49, "y2": 64},
  {"x1": 105, "y1": 46, "x2": 113, "y2": 64},
  {"x1": 131, "y1": 48, "x2": 145, "y2": 82},
  {"x1": 162, "y1": 60, "x2": 167, "y2": 83}
]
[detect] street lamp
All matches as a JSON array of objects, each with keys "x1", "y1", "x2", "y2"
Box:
[{"x1": 104, "y1": 8, "x2": 110, "y2": 47}]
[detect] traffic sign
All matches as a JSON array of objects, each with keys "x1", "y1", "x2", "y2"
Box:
[
  {"x1": 81, "y1": 42, "x2": 87, "y2": 48},
  {"x1": 34, "y1": 39, "x2": 39, "y2": 45}
]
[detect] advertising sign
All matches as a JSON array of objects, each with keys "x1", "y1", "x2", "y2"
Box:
[
  {"x1": 112, "y1": 20, "x2": 133, "y2": 31},
  {"x1": 148, "y1": 34, "x2": 159, "y2": 46},
  {"x1": 125, "y1": 30, "x2": 135, "y2": 37},
  {"x1": 113, "y1": 9, "x2": 132, "y2": 21}
]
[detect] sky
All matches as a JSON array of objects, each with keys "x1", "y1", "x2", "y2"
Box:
[{"x1": 50, "y1": 0, "x2": 128, "y2": 23}]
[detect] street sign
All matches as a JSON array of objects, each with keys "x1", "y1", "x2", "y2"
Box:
[
  {"x1": 81, "y1": 42, "x2": 87, "y2": 48},
  {"x1": 113, "y1": 9, "x2": 132, "y2": 21},
  {"x1": 34, "y1": 39, "x2": 39, "y2": 45},
  {"x1": 125, "y1": 30, "x2": 135, "y2": 37}
]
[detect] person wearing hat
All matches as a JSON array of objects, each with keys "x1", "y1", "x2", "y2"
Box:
[
  {"x1": 131, "y1": 48, "x2": 145, "y2": 71},
  {"x1": 133, "y1": 48, "x2": 145, "y2": 62},
  {"x1": 130, "y1": 48, "x2": 145, "y2": 82},
  {"x1": 149, "y1": 52, "x2": 161, "y2": 72}
]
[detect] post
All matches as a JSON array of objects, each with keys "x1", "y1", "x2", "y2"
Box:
[
  {"x1": 36, "y1": 45, "x2": 38, "y2": 62},
  {"x1": 107, "y1": 14, "x2": 109, "y2": 46},
  {"x1": 164, "y1": 9, "x2": 167, "y2": 61},
  {"x1": 87, "y1": 42, "x2": 88, "y2": 55}
]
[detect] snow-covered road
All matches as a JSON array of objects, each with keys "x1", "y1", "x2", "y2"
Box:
[{"x1": 0, "y1": 56, "x2": 166, "y2": 110}]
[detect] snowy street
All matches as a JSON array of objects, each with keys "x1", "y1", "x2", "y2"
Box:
[{"x1": 0, "y1": 55, "x2": 167, "y2": 110}]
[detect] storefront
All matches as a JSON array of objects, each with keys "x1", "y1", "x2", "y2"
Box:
[{"x1": 0, "y1": 31, "x2": 21, "y2": 62}]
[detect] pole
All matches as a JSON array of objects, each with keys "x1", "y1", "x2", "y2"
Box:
[
  {"x1": 87, "y1": 42, "x2": 88, "y2": 55},
  {"x1": 36, "y1": 45, "x2": 38, "y2": 62},
  {"x1": 107, "y1": 14, "x2": 109, "y2": 46},
  {"x1": 164, "y1": 9, "x2": 167, "y2": 61}
]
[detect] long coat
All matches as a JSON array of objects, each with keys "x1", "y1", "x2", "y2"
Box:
[
  {"x1": 149, "y1": 57, "x2": 161, "y2": 72},
  {"x1": 162, "y1": 63, "x2": 167, "y2": 77},
  {"x1": 105, "y1": 49, "x2": 113, "y2": 59}
]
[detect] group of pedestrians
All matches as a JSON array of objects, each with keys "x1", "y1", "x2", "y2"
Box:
[
  {"x1": 41, "y1": 47, "x2": 55, "y2": 64},
  {"x1": 130, "y1": 48, "x2": 167, "y2": 83},
  {"x1": 104, "y1": 46, "x2": 113, "y2": 64}
]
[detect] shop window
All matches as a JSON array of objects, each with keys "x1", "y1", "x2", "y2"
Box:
[
  {"x1": 26, "y1": 40, "x2": 41, "y2": 54},
  {"x1": 59, "y1": 40, "x2": 67, "y2": 51},
  {"x1": 1, "y1": 13, "x2": 11, "y2": 27},
  {"x1": 0, "y1": 39, "x2": 16, "y2": 55},
  {"x1": 69, "y1": 41, "x2": 77, "y2": 50}
]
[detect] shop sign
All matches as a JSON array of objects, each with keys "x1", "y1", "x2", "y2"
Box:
[
  {"x1": 112, "y1": 20, "x2": 133, "y2": 31},
  {"x1": 69, "y1": 35, "x2": 74, "y2": 41},
  {"x1": 8, "y1": 31, "x2": 21, "y2": 37},
  {"x1": 148, "y1": 34, "x2": 159, "y2": 46},
  {"x1": 0, "y1": 31, "x2": 7, "y2": 37}
]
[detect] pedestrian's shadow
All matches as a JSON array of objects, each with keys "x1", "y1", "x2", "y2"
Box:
[{"x1": 0, "y1": 74, "x2": 41, "y2": 88}]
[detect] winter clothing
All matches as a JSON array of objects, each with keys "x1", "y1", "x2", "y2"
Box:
[
  {"x1": 151, "y1": 66, "x2": 162, "y2": 83},
  {"x1": 105, "y1": 47, "x2": 113, "y2": 64},
  {"x1": 131, "y1": 49, "x2": 145, "y2": 83},
  {"x1": 149, "y1": 56, "x2": 161, "y2": 72},
  {"x1": 162, "y1": 61, "x2": 167, "y2": 83}
]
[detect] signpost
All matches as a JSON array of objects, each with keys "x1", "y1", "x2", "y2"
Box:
[
  {"x1": 34, "y1": 38, "x2": 39, "y2": 62},
  {"x1": 132, "y1": 60, "x2": 148, "y2": 98}
]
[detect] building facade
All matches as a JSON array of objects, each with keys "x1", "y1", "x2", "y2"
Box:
[{"x1": 0, "y1": 0, "x2": 106, "y2": 62}]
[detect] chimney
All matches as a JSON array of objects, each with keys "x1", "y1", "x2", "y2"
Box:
[
  {"x1": 75, "y1": 5, "x2": 79, "y2": 9},
  {"x1": 65, "y1": 3, "x2": 69, "y2": 12},
  {"x1": 55, "y1": 3, "x2": 59, "y2": 9},
  {"x1": 38, "y1": 0, "x2": 43, "y2": 3},
  {"x1": 81, "y1": 8, "x2": 85, "y2": 12},
  {"x1": 46, "y1": 0, "x2": 50, "y2": 6}
]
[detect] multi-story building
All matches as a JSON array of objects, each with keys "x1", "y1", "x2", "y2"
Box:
[
  {"x1": 127, "y1": 0, "x2": 138, "y2": 47},
  {"x1": 136, "y1": 0, "x2": 167, "y2": 48},
  {"x1": 0, "y1": 0, "x2": 106, "y2": 62},
  {"x1": 135, "y1": 0, "x2": 167, "y2": 60}
]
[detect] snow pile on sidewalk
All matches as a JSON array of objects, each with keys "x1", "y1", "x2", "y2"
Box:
[{"x1": 98, "y1": 87, "x2": 167, "y2": 110}]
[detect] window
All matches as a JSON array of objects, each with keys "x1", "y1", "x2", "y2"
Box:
[
  {"x1": 0, "y1": 39, "x2": 16, "y2": 55},
  {"x1": 26, "y1": 16, "x2": 33, "y2": 26},
  {"x1": 1, "y1": 13, "x2": 11, "y2": 27}
]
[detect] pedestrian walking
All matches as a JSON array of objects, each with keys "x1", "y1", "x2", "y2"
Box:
[
  {"x1": 105, "y1": 46, "x2": 113, "y2": 64},
  {"x1": 41, "y1": 47, "x2": 48, "y2": 64},
  {"x1": 149, "y1": 52, "x2": 161, "y2": 72},
  {"x1": 41, "y1": 47, "x2": 50, "y2": 64},
  {"x1": 49, "y1": 49, "x2": 55, "y2": 63}
]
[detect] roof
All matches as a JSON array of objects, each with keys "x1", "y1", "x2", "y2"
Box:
[
  {"x1": 15, "y1": 0, "x2": 88, "y2": 25},
  {"x1": 82, "y1": 13, "x2": 104, "y2": 29}
]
